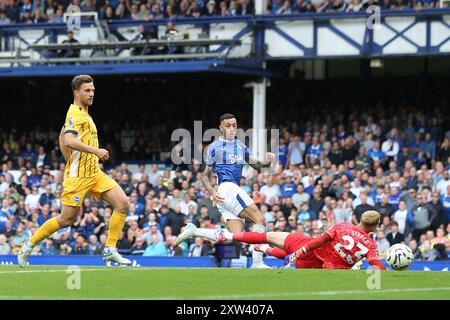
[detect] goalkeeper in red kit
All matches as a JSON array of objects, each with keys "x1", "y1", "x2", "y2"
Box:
[{"x1": 215, "y1": 210, "x2": 386, "y2": 270}]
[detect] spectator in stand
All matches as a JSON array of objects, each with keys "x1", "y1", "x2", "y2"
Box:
[
  {"x1": 333, "y1": 199, "x2": 352, "y2": 223},
  {"x1": 287, "y1": 134, "x2": 305, "y2": 167},
  {"x1": 236, "y1": 0, "x2": 253, "y2": 14},
  {"x1": 375, "y1": 230, "x2": 390, "y2": 258},
  {"x1": 276, "y1": 0, "x2": 292, "y2": 14},
  {"x1": 411, "y1": 193, "x2": 435, "y2": 241},
  {"x1": 143, "y1": 234, "x2": 167, "y2": 256},
  {"x1": 81, "y1": 0, "x2": 96, "y2": 13},
  {"x1": 130, "y1": 237, "x2": 147, "y2": 255},
  {"x1": 166, "y1": 204, "x2": 186, "y2": 236},
  {"x1": 308, "y1": 186, "x2": 324, "y2": 220},
  {"x1": 441, "y1": 185, "x2": 450, "y2": 225},
  {"x1": 11, "y1": 226, "x2": 27, "y2": 254},
  {"x1": 0, "y1": 9, "x2": 12, "y2": 24},
  {"x1": 117, "y1": 231, "x2": 133, "y2": 250},
  {"x1": 114, "y1": 3, "x2": 129, "y2": 19},
  {"x1": 419, "y1": 230, "x2": 440, "y2": 261},
  {"x1": 38, "y1": 185, "x2": 55, "y2": 209},
  {"x1": 353, "y1": 192, "x2": 374, "y2": 223},
  {"x1": 408, "y1": 132, "x2": 422, "y2": 163},
  {"x1": 437, "y1": 138, "x2": 450, "y2": 165},
  {"x1": 166, "y1": 235, "x2": 183, "y2": 256},
  {"x1": 0, "y1": 198, "x2": 14, "y2": 226},
  {"x1": 433, "y1": 227, "x2": 447, "y2": 245},
  {"x1": 386, "y1": 220, "x2": 405, "y2": 246},
  {"x1": 280, "y1": 176, "x2": 296, "y2": 198},
  {"x1": 367, "y1": 140, "x2": 386, "y2": 164},
  {"x1": 59, "y1": 31, "x2": 80, "y2": 58},
  {"x1": 25, "y1": 186, "x2": 41, "y2": 211},
  {"x1": 88, "y1": 234, "x2": 102, "y2": 255},
  {"x1": 420, "y1": 133, "x2": 436, "y2": 165},
  {"x1": 429, "y1": 191, "x2": 445, "y2": 232},
  {"x1": 291, "y1": 183, "x2": 309, "y2": 210},
  {"x1": 388, "y1": 187, "x2": 401, "y2": 212},
  {"x1": 40, "y1": 238, "x2": 58, "y2": 255},
  {"x1": 306, "y1": 136, "x2": 324, "y2": 167},
  {"x1": 260, "y1": 176, "x2": 281, "y2": 205},
  {"x1": 0, "y1": 234, "x2": 11, "y2": 254},
  {"x1": 382, "y1": 134, "x2": 400, "y2": 165},
  {"x1": 188, "y1": 236, "x2": 210, "y2": 257},
  {"x1": 436, "y1": 170, "x2": 449, "y2": 196},
  {"x1": 73, "y1": 234, "x2": 89, "y2": 255},
  {"x1": 408, "y1": 239, "x2": 423, "y2": 260},
  {"x1": 374, "y1": 194, "x2": 395, "y2": 221},
  {"x1": 48, "y1": 6, "x2": 64, "y2": 23}
]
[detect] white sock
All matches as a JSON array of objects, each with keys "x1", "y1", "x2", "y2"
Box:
[
  {"x1": 194, "y1": 228, "x2": 217, "y2": 242},
  {"x1": 251, "y1": 224, "x2": 266, "y2": 265},
  {"x1": 252, "y1": 224, "x2": 265, "y2": 233},
  {"x1": 222, "y1": 230, "x2": 233, "y2": 242},
  {"x1": 257, "y1": 244, "x2": 270, "y2": 254}
]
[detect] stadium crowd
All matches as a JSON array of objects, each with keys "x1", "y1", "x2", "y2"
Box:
[
  {"x1": 0, "y1": 105, "x2": 449, "y2": 262},
  {"x1": 0, "y1": 0, "x2": 443, "y2": 25}
]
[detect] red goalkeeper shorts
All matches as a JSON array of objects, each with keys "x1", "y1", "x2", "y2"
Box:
[{"x1": 283, "y1": 233, "x2": 323, "y2": 269}]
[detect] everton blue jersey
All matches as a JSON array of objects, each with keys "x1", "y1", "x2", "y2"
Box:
[
  {"x1": 278, "y1": 144, "x2": 288, "y2": 166},
  {"x1": 206, "y1": 138, "x2": 251, "y2": 186}
]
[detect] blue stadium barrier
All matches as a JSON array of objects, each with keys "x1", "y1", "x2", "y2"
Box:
[
  {"x1": 0, "y1": 255, "x2": 216, "y2": 268},
  {"x1": 361, "y1": 260, "x2": 450, "y2": 271},
  {"x1": 250, "y1": 258, "x2": 450, "y2": 271}
]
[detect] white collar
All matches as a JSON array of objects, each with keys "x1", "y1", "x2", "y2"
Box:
[{"x1": 218, "y1": 137, "x2": 234, "y2": 142}]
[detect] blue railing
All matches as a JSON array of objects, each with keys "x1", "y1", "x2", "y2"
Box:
[{"x1": 263, "y1": 258, "x2": 450, "y2": 271}]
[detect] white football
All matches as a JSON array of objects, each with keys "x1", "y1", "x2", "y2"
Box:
[{"x1": 386, "y1": 243, "x2": 414, "y2": 270}]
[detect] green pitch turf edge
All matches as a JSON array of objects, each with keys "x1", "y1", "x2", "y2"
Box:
[{"x1": 0, "y1": 266, "x2": 449, "y2": 300}]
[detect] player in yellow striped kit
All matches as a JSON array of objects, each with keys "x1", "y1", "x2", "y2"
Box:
[{"x1": 18, "y1": 75, "x2": 131, "y2": 266}]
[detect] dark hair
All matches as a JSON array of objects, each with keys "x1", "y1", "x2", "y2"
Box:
[
  {"x1": 71, "y1": 74, "x2": 93, "y2": 92},
  {"x1": 390, "y1": 220, "x2": 399, "y2": 227},
  {"x1": 219, "y1": 113, "x2": 235, "y2": 123}
]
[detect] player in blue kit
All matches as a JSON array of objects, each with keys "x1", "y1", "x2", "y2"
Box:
[{"x1": 175, "y1": 113, "x2": 275, "y2": 268}]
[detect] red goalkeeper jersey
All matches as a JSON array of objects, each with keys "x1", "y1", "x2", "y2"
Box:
[{"x1": 314, "y1": 222, "x2": 381, "y2": 269}]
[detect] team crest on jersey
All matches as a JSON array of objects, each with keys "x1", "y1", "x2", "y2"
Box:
[
  {"x1": 73, "y1": 195, "x2": 80, "y2": 203},
  {"x1": 67, "y1": 117, "x2": 75, "y2": 130}
]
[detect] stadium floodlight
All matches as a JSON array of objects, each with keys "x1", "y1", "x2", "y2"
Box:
[{"x1": 370, "y1": 58, "x2": 383, "y2": 68}]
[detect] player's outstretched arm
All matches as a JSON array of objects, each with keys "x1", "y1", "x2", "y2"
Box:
[
  {"x1": 247, "y1": 152, "x2": 275, "y2": 171},
  {"x1": 59, "y1": 126, "x2": 71, "y2": 162},
  {"x1": 64, "y1": 132, "x2": 109, "y2": 161},
  {"x1": 201, "y1": 165, "x2": 224, "y2": 205},
  {"x1": 287, "y1": 233, "x2": 332, "y2": 266}
]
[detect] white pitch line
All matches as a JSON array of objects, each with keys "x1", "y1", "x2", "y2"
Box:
[
  {"x1": 0, "y1": 295, "x2": 113, "y2": 300},
  {"x1": 0, "y1": 267, "x2": 221, "y2": 274},
  {"x1": 193, "y1": 287, "x2": 450, "y2": 299},
  {"x1": 0, "y1": 268, "x2": 126, "y2": 274},
  {"x1": 0, "y1": 288, "x2": 448, "y2": 300}
]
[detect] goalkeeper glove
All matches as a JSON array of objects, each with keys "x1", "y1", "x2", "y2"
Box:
[{"x1": 284, "y1": 252, "x2": 297, "y2": 269}]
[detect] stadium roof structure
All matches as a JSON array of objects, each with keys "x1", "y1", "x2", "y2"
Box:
[
  {"x1": 0, "y1": 59, "x2": 278, "y2": 78},
  {"x1": 1, "y1": 9, "x2": 448, "y2": 77}
]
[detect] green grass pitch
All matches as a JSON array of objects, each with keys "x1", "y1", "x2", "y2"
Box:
[{"x1": 0, "y1": 265, "x2": 449, "y2": 300}]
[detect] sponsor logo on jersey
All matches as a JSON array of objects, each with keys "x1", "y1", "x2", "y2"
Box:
[{"x1": 228, "y1": 154, "x2": 243, "y2": 164}]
